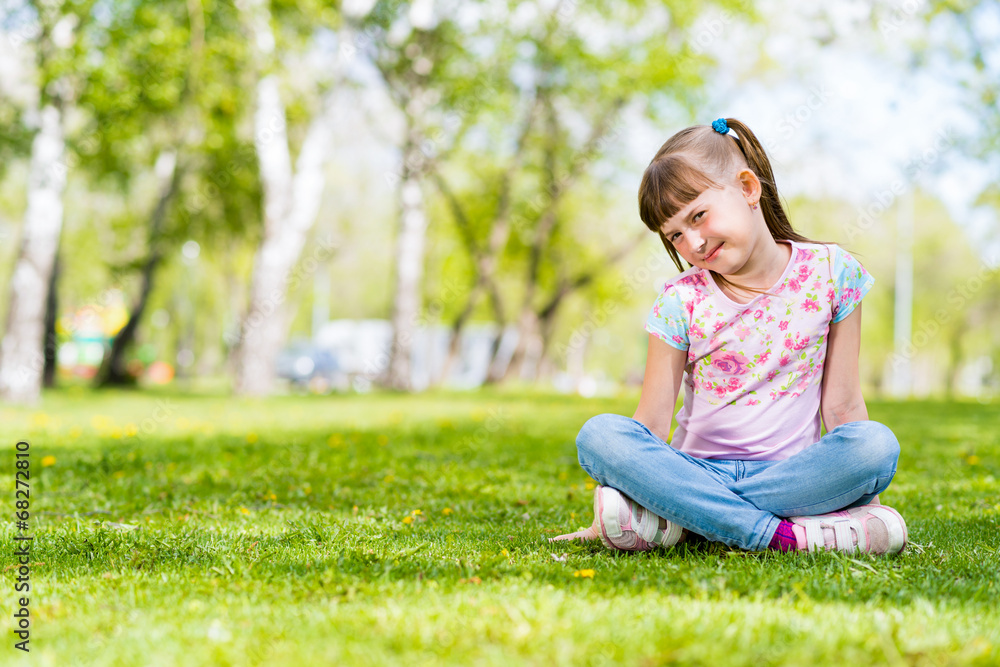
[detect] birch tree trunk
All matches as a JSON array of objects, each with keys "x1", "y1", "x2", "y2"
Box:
[
  {"x1": 386, "y1": 129, "x2": 429, "y2": 391},
  {"x1": 0, "y1": 104, "x2": 67, "y2": 404},
  {"x1": 232, "y1": 0, "x2": 338, "y2": 396},
  {"x1": 97, "y1": 151, "x2": 180, "y2": 386}
]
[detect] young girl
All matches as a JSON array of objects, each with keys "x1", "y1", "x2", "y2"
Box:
[{"x1": 552, "y1": 118, "x2": 907, "y2": 554}]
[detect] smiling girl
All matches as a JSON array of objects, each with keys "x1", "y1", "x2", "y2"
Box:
[{"x1": 551, "y1": 118, "x2": 907, "y2": 554}]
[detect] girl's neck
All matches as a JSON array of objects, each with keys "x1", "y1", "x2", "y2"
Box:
[{"x1": 717, "y1": 238, "x2": 793, "y2": 301}]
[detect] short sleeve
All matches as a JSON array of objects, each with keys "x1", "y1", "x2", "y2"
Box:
[
  {"x1": 830, "y1": 246, "x2": 875, "y2": 324},
  {"x1": 645, "y1": 284, "x2": 689, "y2": 350}
]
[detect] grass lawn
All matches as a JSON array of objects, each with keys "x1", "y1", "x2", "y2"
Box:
[{"x1": 1, "y1": 388, "x2": 998, "y2": 666}]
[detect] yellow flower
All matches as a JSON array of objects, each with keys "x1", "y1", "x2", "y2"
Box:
[
  {"x1": 41, "y1": 455, "x2": 56, "y2": 467},
  {"x1": 411, "y1": 509, "x2": 423, "y2": 516},
  {"x1": 967, "y1": 455, "x2": 981, "y2": 465},
  {"x1": 573, "y1": 569, "x2": 595, "y2": 578},
  {"x1": 402, "y1": 516, "x2": 413, "y2": 524},
  {"x1": 246, "y1": 433, "x2": 258, "y2": 444},
  {"x1": 269, "y1": 493, "x2": 277, "y2": 501},
  {"x1": 441, "y1": 507, "x2": 453, "y2": 515},
  {"x1": 584, "y1": 482, "x2": 596, "y2": 490},
  {"x1": 113, "y1": 471, "x2": 125, "y2": 479},
  {"x1": 327, "y1": 434, "x2": 343, "y2": 447},
  {"x1": 240, "y1": 507, "x2": 250, "y2": 515},
  {"x1": 124, "y1": 424, "x2": 138, "y2": 437}
]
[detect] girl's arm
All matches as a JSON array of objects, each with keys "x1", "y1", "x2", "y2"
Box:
[
  {"x1": 820, "y1": 303, "x2": 869, "y2": 431},
  {"x1": 633, "y1": 333, "x2": 689, "y2": 443}
]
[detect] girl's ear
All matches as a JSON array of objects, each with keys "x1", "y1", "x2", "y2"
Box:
[{"x1": 737, "y1": 169, "x2": 762, "y2": 201}]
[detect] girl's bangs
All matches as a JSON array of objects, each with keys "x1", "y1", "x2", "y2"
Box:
[{"x1": 640, "y1": 155, "x2": 720, "y2": 229}]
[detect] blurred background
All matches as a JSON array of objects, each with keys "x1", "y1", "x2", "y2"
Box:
[{"x1": 0, "y1": 0, "x2": 998, "y2": 404}]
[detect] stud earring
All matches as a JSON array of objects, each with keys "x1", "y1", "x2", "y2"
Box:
[{"x1": 749, "y1": 200, "x2": 759, "y2": 211}]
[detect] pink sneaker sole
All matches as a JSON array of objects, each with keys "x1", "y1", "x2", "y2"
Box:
[
  {"x1": 594, "y1": 485, "x2": 683, "y2": 551},
  {"x1": 788, "y1": 504, "x2": 907, "y2": 554}
]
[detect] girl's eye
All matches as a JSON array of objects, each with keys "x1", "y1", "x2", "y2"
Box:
[
  {"x1": 693, "y1": 211, "x2": 705, "y2": 222},
  {"x1": 669, "y1": 231, "x2": 681, "y2": 242}
]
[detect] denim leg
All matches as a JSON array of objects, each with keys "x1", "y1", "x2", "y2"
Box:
[
  {"x1": 729, "y1": 420, "x2": 900, "y2": 517},
  {"x1": 575, "y1": 414, "x2": 781, "y2": 551}
]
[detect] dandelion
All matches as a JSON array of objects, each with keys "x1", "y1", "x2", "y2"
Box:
[
  {"x1": 240, "y1": 507, "x2": 250, "y2": 515},
  {"x1": 402, "y1": 516, "x2": 414, "y2": 525},
  {"x1": 574, "y1": 569, "x2": 595, "y2": 578},
  {"x1": 967, "y1": 455, "x2": 980, "y2": 465},
  {"x1": 411, "y1": 509, "x2": 423, "y2": 516},
  {"x1": 442, "y1": 507, "x2": 454, "y2": 515},
  {"x1": 246, "y1": 433, "x2": 258, "y2": 444},
  {"x1": 41, "y1": 455, "x2": 56, "y2": 467}
]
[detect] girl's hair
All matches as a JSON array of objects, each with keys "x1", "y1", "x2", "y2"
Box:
[{"x1": 637, "y1": 118, "x2": 818, "y2": 294}]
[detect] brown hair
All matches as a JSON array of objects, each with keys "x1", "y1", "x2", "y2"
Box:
[{"x1": 638, "y1": 118, "x2": 818, "y2": 295}]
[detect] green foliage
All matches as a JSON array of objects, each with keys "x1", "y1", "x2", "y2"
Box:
[{"x1": 1, "y1": 390, "x2": 998, "y2": 664}]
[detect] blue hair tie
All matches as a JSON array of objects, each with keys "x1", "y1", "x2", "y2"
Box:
[{"x1": 711, "y1": 118, "x2": 729, "y2": 134}]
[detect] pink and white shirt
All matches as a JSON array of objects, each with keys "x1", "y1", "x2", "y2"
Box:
[{"x1": 645, "y1": 241, "x2": 874, "y2": 461}]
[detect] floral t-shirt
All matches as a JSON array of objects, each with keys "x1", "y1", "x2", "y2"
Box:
[{"x1": 644, "y1": 241, "x2": 874, "y2": 461}]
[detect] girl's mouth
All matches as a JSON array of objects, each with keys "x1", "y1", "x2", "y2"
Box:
[{"x1": 705, "y1": 243, "x2": 723, "y2": 262}]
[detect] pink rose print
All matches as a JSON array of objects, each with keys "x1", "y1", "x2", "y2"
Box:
[
  {"x1": 787, "y1": 280, "x2": 802, "y2": 293},
  {"x1": 714, "y1": 385, "x2": 728, "y2": 398},
  {"x1": 711, "y1": 352, "x2": 750, "y2": 375},
  {"x1": 746, "y1": 398, "x2": 760, "y2": 406},
  {"x1": 826, "y1": 288, "x2": 836, "y2": 302},
  {"x1": 812, "y1": 280, "x2": 822, "y2": 291},
  {"x1": 754, "y1": 309, "x2": 764, "y2": 320},
  {"x1": 779, "y1": 321, "x2": 789, "y2": 331},
  {"x1": 672, "y1": 335, "x2": 685, "y2": 346},
  {"x1": 793, "y1": 335, "x2": 811, "y2": 351},
  {"x1": 796, "y1": 363, "x2": 809, "y2": 373},
  {"x1": 797, "y1": 264, "x2": 811, "y2": 279},
  {"x1": 686, "y1": 301, "x2": 695, "y2": 315},
  {"x1": 653, "y1": 304, "x2": 661, "y2": 317},
  {"x1": 713, "y1": 321, "x2": 727, "y2": 333},
  {"x1": 779, "y1": 354, "x2": 792, "y2": 367},
  {"x1": 795, "y1": 248, "x2": 812, "y2": 262},
  {"x1": 802, "y1": 299, "x2": 820, "y2": 313},
  {"x1": 759, "y1": 350, "x2": 771, "y2": 364},
  {"x1": 680, "y1": 273, "x2": 709, "y2": 287},
  {"x1": 766, "y1": 315, "x2": 775, "y2": 323},
  {"x1": 689, "y1": 323, "x2": 705, "y2": 339},
  {"x1": 735, "y1": 324, "x2": 751, "y2": 340},
  {"x1": 766, "y1": 369, "x2": 779, "y2": 382},
  {"x1": 784, "y1": 338, "x2": 794, "y2": 350}
]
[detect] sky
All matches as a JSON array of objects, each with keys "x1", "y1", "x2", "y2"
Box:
[{"x1": 680, "y1": 0, "x2": 1000, "y2": 262}]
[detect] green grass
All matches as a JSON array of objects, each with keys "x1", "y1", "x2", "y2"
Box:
[{"x1": 1, "y1": 389, "x2": 998, "y2": 666}]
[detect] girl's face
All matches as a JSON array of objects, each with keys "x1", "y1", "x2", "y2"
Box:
[{"x1": 658, "y1": 176, "x2": 765, "y2": 277}]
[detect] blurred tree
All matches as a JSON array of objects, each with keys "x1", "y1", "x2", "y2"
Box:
[
  {"x1": 230, "y1": 0, "x2": 341, "y2": 396},
  {"x1": 0, "y1": 0, "x2": 93, "y2": 404},
  {"x1": 344, "y1": 0, "x2": 495, "y2": 390},
  {"x1": 426, "y1": 0, "x2": 752, "y2": 384}
]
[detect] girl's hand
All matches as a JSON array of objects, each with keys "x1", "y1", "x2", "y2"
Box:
[{"x1": 548, "y1": 517, "x2": 600, "y2": 542}]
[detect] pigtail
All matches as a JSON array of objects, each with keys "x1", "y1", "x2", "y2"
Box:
[{"x1": 723, "y1": 118, "x2": 812, "y2": 245}]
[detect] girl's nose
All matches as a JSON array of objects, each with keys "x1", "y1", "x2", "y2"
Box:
[{"x1": 685, "y1": 229, "x2": 705, "y2": 252}]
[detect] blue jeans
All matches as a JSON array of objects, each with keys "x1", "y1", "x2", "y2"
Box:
[{"x1": 576, "y1": 415, "x2": 900, "y2": 551}]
